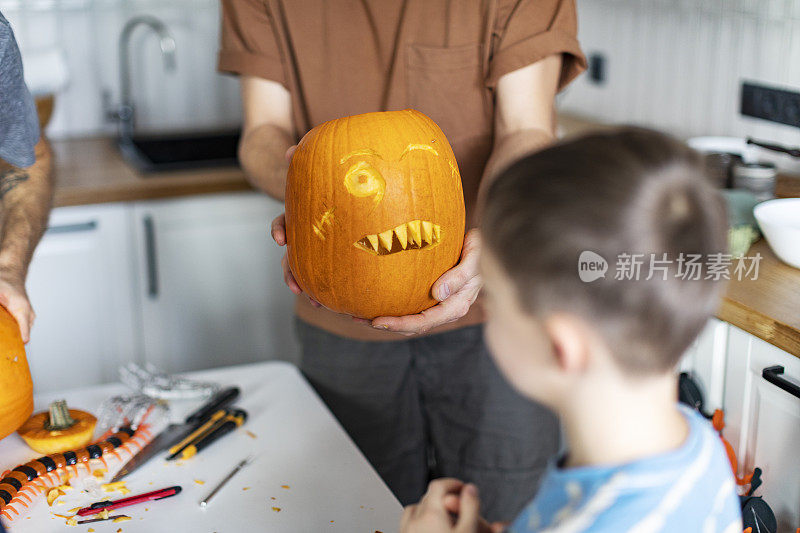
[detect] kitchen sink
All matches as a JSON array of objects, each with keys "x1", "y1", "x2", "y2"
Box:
[{"x1": 118, "y1": 129, "x2": 241, "y2": 173}]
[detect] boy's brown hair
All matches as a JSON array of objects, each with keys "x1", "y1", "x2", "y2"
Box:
[{"x1": 482, "y1": 127, "x2": 728, "y2": 374}]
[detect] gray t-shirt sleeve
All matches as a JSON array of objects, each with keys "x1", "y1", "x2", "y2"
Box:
[{"x1": 0, "y1": 10, "x2": 40, "y2": 169}]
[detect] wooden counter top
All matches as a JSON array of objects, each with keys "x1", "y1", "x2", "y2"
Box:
[
  {"x1": 54, "y1": 124, "x2": 800, "y2": 207},
  {"x1": 52, "y1": 137, "x2": 253, "y2": 207},
  {"x1": 719, "y1": 239, "x2": 800, "y2": 359}
]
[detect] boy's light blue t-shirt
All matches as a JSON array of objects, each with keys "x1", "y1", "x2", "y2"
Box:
[{"x1": 509, "y1": 406, "x2": 742, "y2": 533}]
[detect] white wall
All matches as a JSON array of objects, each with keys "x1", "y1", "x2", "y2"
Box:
[
  {"x1": 4, "y1": 0, "x2": 798, "y2": 151},
  {"x1": 561, "y1": 0, "x2": 800, "y2": 148},
  {"x1": 2, "y1": 0, "x2": 241, "y2": 139}
]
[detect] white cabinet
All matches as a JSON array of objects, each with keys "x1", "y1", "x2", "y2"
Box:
[
  {"x1": 681, "y1": 320, "x2": 800, "y2": 531},
  {"x1": 25, "y1": 204, "x2": 140, "y2": 393},
  {"x1": 132, "y1": 193, "x2": 298, "y2": 373},
  {"x1": 723, "y1": 326, "x2": 800, "y2": 532},
  {"x1": 679, "y1": 318, "x2": 729, "y2": 412},
  {"x1": 25, "y1": 192, "x2": 299, "y2": 391}
]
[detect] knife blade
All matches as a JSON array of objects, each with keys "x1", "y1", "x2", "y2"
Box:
[
  {"x1": 110, "y1": 386, "x2": 240, "y2": 482},
  {"x1": 76, "y1": 514, "x2": 129, "y2": 525},
  {"x1": 109, "y1": 428, "x2": 183, "y2": 482}
]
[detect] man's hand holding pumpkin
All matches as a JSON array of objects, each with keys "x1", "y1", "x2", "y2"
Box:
[
  {"x1": 271, "y1": 144, "x2": 322, "y2": 308},
  {"x1": 370, "y1": 229, "x2": 482, "y2": 335},
  {"x1": 269, "y1": 143, "x2": 302, "y2": 295},
  {"x1": 0, "y1": 269, "x2": 34, "y2": 343},
  {"x1": 271, "y1": 211, "x2": 322, "y2": 308}
]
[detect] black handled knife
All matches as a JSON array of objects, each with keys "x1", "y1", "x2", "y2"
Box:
[{"x1": 110, "y1": 386, "x2": 240, "y2": 482}]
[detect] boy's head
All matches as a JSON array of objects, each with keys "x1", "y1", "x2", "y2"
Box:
[{"x1": 480, "y1": 127, "x2": 727, "y2": 403}]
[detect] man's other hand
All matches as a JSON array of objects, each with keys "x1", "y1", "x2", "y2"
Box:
[{"x1": 0, "y1": 272, "x2": 34, "y2": 342}]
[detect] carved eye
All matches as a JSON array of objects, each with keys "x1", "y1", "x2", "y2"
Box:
[{"x1": 344, "y1": 161, "x2": 385, "y2": 204}]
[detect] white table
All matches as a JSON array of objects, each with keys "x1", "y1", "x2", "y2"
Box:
[{"x1": 0, "y1": 362, "x2": 402, "y2": 532}]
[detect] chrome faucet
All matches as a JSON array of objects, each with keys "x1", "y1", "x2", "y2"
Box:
[{"x1": 110, "y1": 16, "x2": 177, "y2": 143}]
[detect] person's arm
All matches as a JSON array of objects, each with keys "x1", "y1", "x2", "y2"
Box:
[
  {"x1": 237, "y1": 75, "x2": 295, "y2": 200},
  {"x1": 239, "y1": 75, "x2": 315, "y2": 302},
  {"x1": 370, "y1": 54, "x2": 562, "y2": 335},
  {"x1": 480, "y1": 53, "x2": 562, "y2": 197},
  {"x1": 0, "y1": 136, "x2": 54, "y2": 342}
]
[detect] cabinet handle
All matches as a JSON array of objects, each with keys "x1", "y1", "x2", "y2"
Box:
[
  {"x1": 143, "y1": 215, "x2": 159, "y2": 299},
  {"x1": 46, "y1": 221, "x2": 98, "y2": 234},
  {"x1": 762, "y1": 365, "x2": 800, "y2": 400}
]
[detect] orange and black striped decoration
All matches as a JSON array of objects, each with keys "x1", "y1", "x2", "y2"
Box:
[{"x1": 0, "y1": 427, "x2": 134, "y2": 509}]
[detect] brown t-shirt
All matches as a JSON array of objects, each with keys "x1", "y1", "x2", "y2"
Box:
[{"x1": 218, "y1": 0, "x2": 586, "y2": 341}]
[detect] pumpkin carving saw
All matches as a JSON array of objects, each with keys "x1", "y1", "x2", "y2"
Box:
[{"x1": 286, "y1": 109, "x2": 465, "y2": 319}]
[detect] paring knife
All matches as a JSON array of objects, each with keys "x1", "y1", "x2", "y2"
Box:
[{"x1": 110, "y1": 386, "x2": 240, "y2": 482}]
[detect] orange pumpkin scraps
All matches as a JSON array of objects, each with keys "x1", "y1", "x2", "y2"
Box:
[
  {"x1": 46, "y1": 488, "x2": 63, "y2": 506},
  {"x1": 102, "y1": 481, "x2": 127, "y2": 492}
]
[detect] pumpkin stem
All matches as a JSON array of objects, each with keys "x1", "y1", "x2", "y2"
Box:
[{"x1": 45, "y1": 400, "x2": 77, "y2": 431}]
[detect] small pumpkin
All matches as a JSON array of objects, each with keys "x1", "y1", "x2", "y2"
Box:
[
  {"x1": 0, "y1": 306, "x2": 33, "y2": 441},
  {"x1": 285, "y1": 109, "x2": 466, "y2": 318},
  {"x1": 17, "y1": 400, "x2": 97, "y2": 454}
]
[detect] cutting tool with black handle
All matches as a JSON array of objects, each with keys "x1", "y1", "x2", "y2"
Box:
[
  {"x1": 110, "y1": 386, "x2": 240, "y2": 482},
  {"x1": 172, "y1": 408, "x2": 248, "y2": 460}
]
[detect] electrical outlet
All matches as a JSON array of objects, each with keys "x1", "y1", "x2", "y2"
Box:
[
  {"x1": 740, "y1": 81, "x2": 800, "y2": 128},
  {"x1": 588, "y1": 53, "x2": 606, "y2": 85}
]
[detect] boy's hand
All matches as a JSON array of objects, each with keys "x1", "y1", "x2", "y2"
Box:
[
  {"x1": 401, "y1": 479, "x2": 496, "y2": 533},
  {"x1": 371, "y1": 229, "x2": 482, "y2": 335},
  {"x1": 442, "y1": 494, "x2": 508, "y2": 533}
]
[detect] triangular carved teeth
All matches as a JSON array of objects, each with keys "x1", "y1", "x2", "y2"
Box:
[
  {"x1": 355, "y1": 220, "x2": 441, "y2": 255},
  {"x1": 407, "y1": 220, "x2": 422, "y2": 246},
  {"x1": 421, "y1": 221, "x2": 433, "y2": 244},
  {"x1": 378, "y1": 229, "x2": 394, "y2": 252},
  {"x1": 366, "y1": 234, "x2": 379, "y2": 252},
  {"x1": 394, "y1": 224, "x2": 408, "y2": 249}
]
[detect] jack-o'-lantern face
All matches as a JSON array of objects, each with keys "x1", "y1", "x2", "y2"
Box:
[{"x1": 285, "y1": 109, "x2": 465, "y2": 319}]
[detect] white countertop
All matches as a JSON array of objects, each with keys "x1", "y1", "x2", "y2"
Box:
[{"x1": 0, "y1": 361, "x2": 402, "y2": 532}]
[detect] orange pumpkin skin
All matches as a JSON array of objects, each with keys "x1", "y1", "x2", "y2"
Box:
[
  {"x1": 286, "y1": 109, "x2": 466, "y2": 319},
  {"x1": 0, "y1": 307, "x2": 33, "y2": 441}
]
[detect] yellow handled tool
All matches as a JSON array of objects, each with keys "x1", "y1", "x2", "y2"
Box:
[{"x1": 166, "y1": 409, "x2": 227, "y2": 459}]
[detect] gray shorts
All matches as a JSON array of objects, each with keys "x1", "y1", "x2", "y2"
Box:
[{"x1": 296, "y1": 319, "x2": 560, "y2": 522}]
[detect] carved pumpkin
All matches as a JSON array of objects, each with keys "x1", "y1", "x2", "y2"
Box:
[
  {"x1": 0, "y1": 306, "x2": 33, "y2": 441},
  {"x1": 286, "y1": 109, "x2": 465, "y2": 319}
]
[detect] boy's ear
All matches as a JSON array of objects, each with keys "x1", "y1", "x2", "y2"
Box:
[{"x1": 544, "y1": 314, "x2": 590, "y2": 374}]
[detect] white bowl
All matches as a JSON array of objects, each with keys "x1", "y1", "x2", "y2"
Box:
[{"x1": 754, "y1": 198, "x2": 800, "y2": 269}]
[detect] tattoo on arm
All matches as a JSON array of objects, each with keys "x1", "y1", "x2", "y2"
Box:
[{"x1": 0, "y1": 168, "x2": 30, "y2": 199}]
